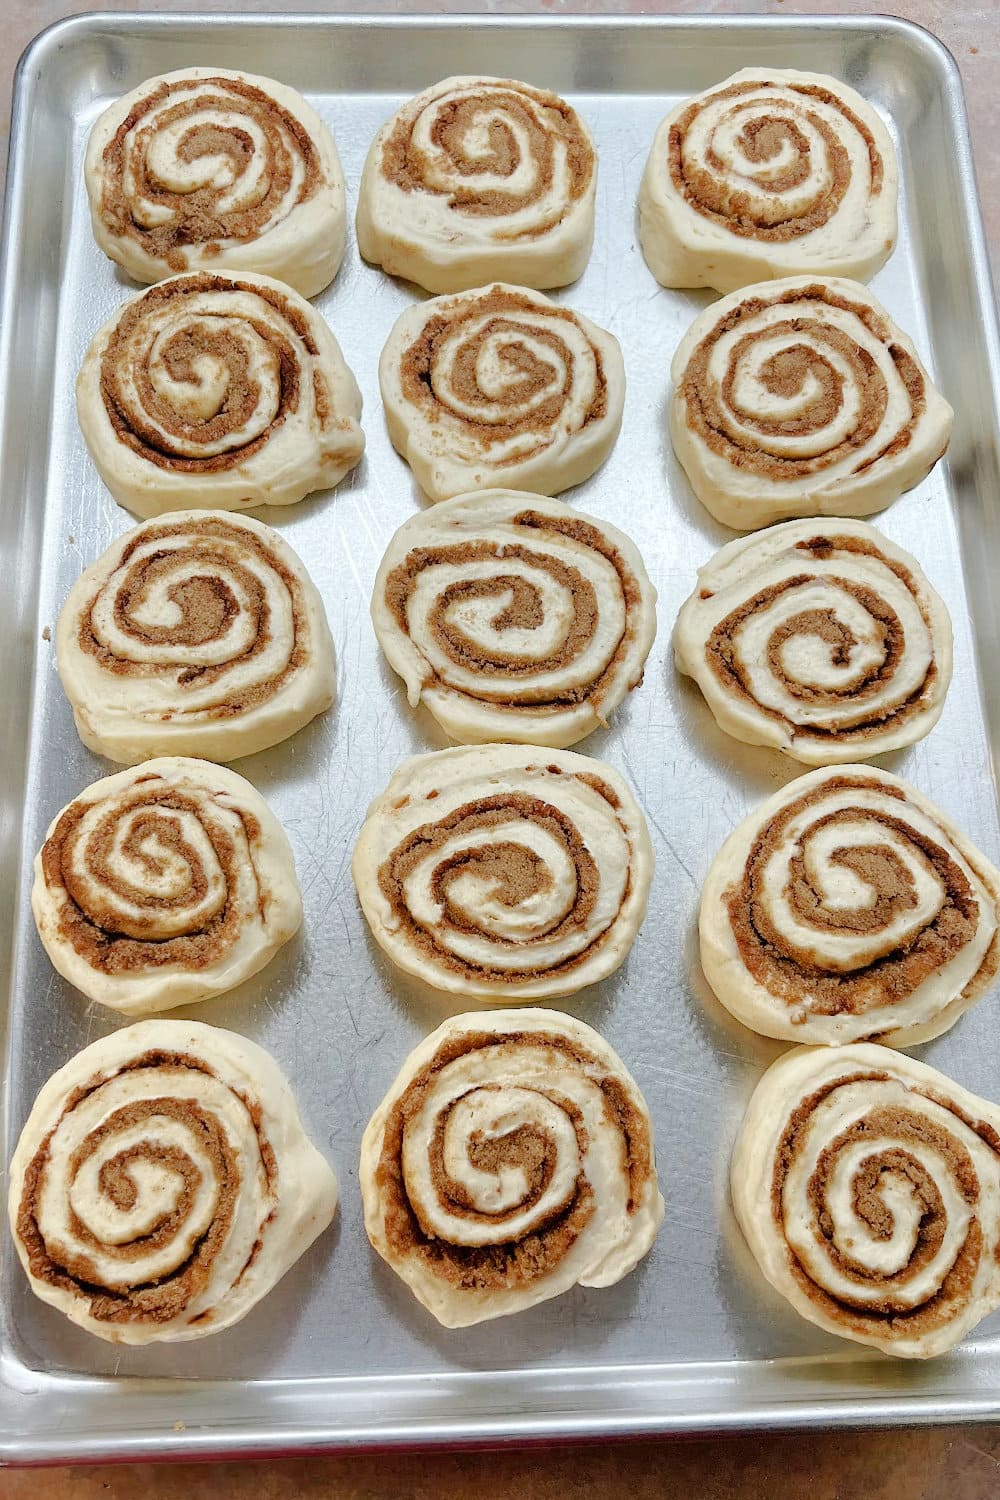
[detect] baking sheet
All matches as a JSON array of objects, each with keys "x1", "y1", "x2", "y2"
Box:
[{"x1": 3, "y1": 11, "x2": 1000, "y2": 1463}]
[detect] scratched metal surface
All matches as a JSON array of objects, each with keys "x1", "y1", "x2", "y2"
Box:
[{"x1": 3, "y1": 11, "x2": 1000, "y2": 1463}]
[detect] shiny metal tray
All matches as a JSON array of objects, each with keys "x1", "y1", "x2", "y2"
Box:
[{"x1": 3, "y1": 9, "x2": 1000, "y2": 1465}]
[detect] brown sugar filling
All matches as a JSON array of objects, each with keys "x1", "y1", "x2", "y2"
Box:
[
  {"x1": 668, "y1": 79, "x2": 883, "y2": 240},
  {"x1": 726, "y1": 775, "x2": 997, "y2": 1019},
  {"x1": 704, "y1": 534, "x2": 939, "y2": 743},
  {"x1": 99, "y1": 76, "x2": 323, "y2": 265},
  {"x1": 383, "y1": 509, "x2": 643, "y2": 718},
  {"x1": 42, "y1": 782, "x2": 263, "y2": 972},
  {"x1": 679, "y1": 285, "x2": 926, "y2": 480},
  {"x1": 15, "y1": 1051, "x2": 277, "y2": 1326},
  {"x1": 381, "y1": 83, "x2": 593, "y2": 239},
  {"x1": 100, "y1": 273, "x2": 322, "y2": 472},
  {"x1": 79, "y1": 516, "x2": 310, "y2": 719},
  {"x1": 770, "y1": 1072, "x2": 998, "y2": 1339},
  {"x1": 376, "y1": 1030, "x2": 653, "y2": 1292},
  {"x1": 399, "y1": 288, "x2": 607, "y2": 459}
]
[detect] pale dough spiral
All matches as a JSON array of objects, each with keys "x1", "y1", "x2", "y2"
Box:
[
  {"x1": 732, "y1": 1043, "x2": 1000, "y2": 1358},
  {"x1": 32, "y1": 758, "x2": 302, "y2": 1016},
  {"x1": 670, "y1": 275, "x2": 953, "y2": 529},
  {"x1": 360, "y1": 1008, "x2": 663, "y2": 1327},
  {"x1": 57, "y1": 510, "x2": 335, "y2": 764},
  {"x1": 372, "y1": 491, "x2": 656, "y2": 749},
  {"x1": 8, "y1": 1018, "x2": 337, "y2": 1344},
  {"x1": 352, "y1": 744, "x2": 653, "y2": 1000},
  {"x1": 85, "y1": 67, "x2": 346, "y2": 298},
  {"x1": 674, "y1": 518, "x2": 952, "y2": 764},
  {"x1": 700, "y1": 765, "x2": 1000, "y2": 1047},
  {"x1": 76, "y1": 270, "x2": 364, "y2": 518},
  {"x1": 639, "y1": 68, "x2": 898, "y2": 292},
  {"x1": 379, "y1": 284, "x2": 624, "y2": 501},
  {"x1": 356, "y1": 76, "x2": 597, "y2": 293}
]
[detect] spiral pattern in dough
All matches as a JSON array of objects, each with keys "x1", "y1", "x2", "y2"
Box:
[
  {"x1": 732, "y1": 1043, "x2": 1000, "y2": 1358},
  {"x1": 700, "y1": 766, "x2": 1000, "y2": 1046},
  {"x1": 372, "y1": 491, "x2": 656, "y2": 748},
  {"x1": 357, "y1": 76, "x2": 597, "y2": 293},
  {"x1": 638, "y1": 68, "x2": 898, "y2": 291},
  {"x1": 361, "y1": 1009, "x2": 663, "y2": 1326},
  {"x1": 674, "y1": 519, "x2": 952, "y2": 764},
  {"x1": 32, "y1": 758, "x2": 302, "y2": 1016},
  {"x1": 84, "y1": 67, "x2": 346, "y2": 297},
  {"x1": 57, "y1": 511, "x2": 335, "y2": 764},
  {"x1": 352, "y1": 745, "x2": 653, "y2": 999},
  {"x1": 379, "y1": 285, "x2": 624, "y2": 501},
  {"x1": 669, "y1": 276, "x2": 953, "y2": 529},
  {"x1": 8, "y1": 1019, "x2": 337, "y2": 1344},
  {"x1": 76, "y1": 270, "x2": 364, "y2": 517}
]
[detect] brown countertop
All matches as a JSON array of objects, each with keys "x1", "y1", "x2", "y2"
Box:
[{"x1": 2, "y1": 2, "x2": 1000, "y2": 1495}]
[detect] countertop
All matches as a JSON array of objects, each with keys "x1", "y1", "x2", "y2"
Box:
[{"x1": 2, "y1": 3, "x2": 1000, "y2": 1496}]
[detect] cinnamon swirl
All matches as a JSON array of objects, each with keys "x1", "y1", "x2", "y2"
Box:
[
  {"x1": 76, "y1": 270, "x2": 364, "y2": 517},
  {"x1": 32, "y1": 758, "x2": 302, "y2": 1016},
  {"x1": 57, "y1": 511, "x2": 335, "y2": 764},
  {"x1": 379, "y1": 284, "x2": 624, "y2": 501},
  {"x1": 700, "y1": 766, "x2": 1000, "y2": 1047},
  {"x1": 371, "y1": 491, "x2": 656, "y2": 748},
  {"x1": 352, "y1": 745, "x2": 653, "y2": 1000},
  {"x1": 733, "y1": 1043, "x2": 1000, "y2": 1358},
  {"x1": 357, "y1": 77, "x2": 597, "y2": 293},
  {"x1": 670, "y1": 276, "x2": 953, "y2": 529},
  {"x1": 85, "y1": 68, "x2": 346, "y2": 297},
  {"x1": 639, "y1": 68, "x2": 898, "y2": 292},
  {"x1": 674, "y1": 518, "x2": 952, "y2": 764},
  {"x1": 8, "y1": 1018, "x2": 337, "y2": 1343},
  {"x1": 361, "y1": 1008, "x2": 663, "y2": 1327}
]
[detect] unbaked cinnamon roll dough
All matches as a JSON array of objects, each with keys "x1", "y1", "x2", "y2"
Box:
[
  {"x1": 32, "y1": 758, "x2": 302, "y2": 1015},
  {"x1": 700, "y1": 765, "x2": 1000, "y2": 1047},
  {"x1": 76, "y1": 270, "x2": 364, "y2": 517},
  {"x1": 371, "y1": 491, "x2": 657, "y2": 749},
  {"x1": 733, "y1": 1044, "x2": 1000, "y2": 1358},
  {"x1": 361, "y1": 1008, "x2": 664, "y2": 1327},
  {"x1": 674, "y1": 518, "x2": 952, "y2": 764},
  {"x1": 639, "y1": 68, "x2": 898, "y2": 291},
  {"x1": 57, "y1": 511, "x2": 335, "y2": 764},
  {"x1": 352, "y1": 744, "x2": 653, "y2": 1000},
  {"x1": 8, "y1": 1018, "x2": 337, "y2": 1343},
  {"x1": 669, "y1": 276, "x2": 953, "y2": 529},
  {"x1": 85, "y1": 67, "x2": 347, "y2": 298},
  {"x1": 379, "y1": 284, "x2": 624, "y2": 502},
  {"x1": 357, "y1": 77, "x2": 597, "y2": 292}
]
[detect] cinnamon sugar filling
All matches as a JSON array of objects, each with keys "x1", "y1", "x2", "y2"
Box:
[
  {"x1": 100, "y1": 77, "x2": 323, "y2": 266},
  {"x1": 726, "y1": 776, "x2": 997, "y2": 1018},
  {"x1": 376, "y1": 1030, "x2": 652, "y2": 1292},
  {"x1": 668, "y1": 80, "x2": 882, "y2": 240},
  {"x1": 78, "y1": 517, "x2": 310, "y2": 718}
]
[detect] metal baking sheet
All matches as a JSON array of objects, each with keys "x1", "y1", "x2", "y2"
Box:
[{"x1": 3, "y1": 10, "x2": 1000, "y2": 1465}]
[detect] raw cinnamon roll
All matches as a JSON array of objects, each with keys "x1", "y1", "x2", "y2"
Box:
[
  {"x1": 700, "y1": 766, "x2": 1000, "y2": 1047},
  {"x1": 670, "y1": 276, "x2": 953, "y2": 529},
  {"x1": 674, "y1": 519, "x2": 952, "y2": 764},
  {"x1": 352, "y1": 745, "x2": 653, "y2": 1000},
  {"x1": 8, "y1": 1018, "x2": 337, "y2": 1344},
  {"x1": 57, "y1": 510, "x2": 335, "y2": 764},
  {"x1": 32, "y1": 758, "x2": 302, "y2": 1016},
  {"x1": 76, "y1": 270, "x2": 364, "y2": 518},
  {"x1": 639, "y1": 68, "x2": 898, "y2": 292},
  {"x1": 361, "y1": 1009, "x2": 663, "y2": 1327},
  {"x1": 379, "y1": 284, "x2": 624, "y2": 501},
  {"x1": 372, "y1": 491, "x2": 656, "y2": 748},
  {"x1": 357, "y1": 76, "x2": 597, "y2": 293},
  {"x1": 85, "y1": 67, "x2": 346, "y2": 297},
  {"x1": 732, "y1": 1043, "x2": 1000, "y2": 1358}
]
